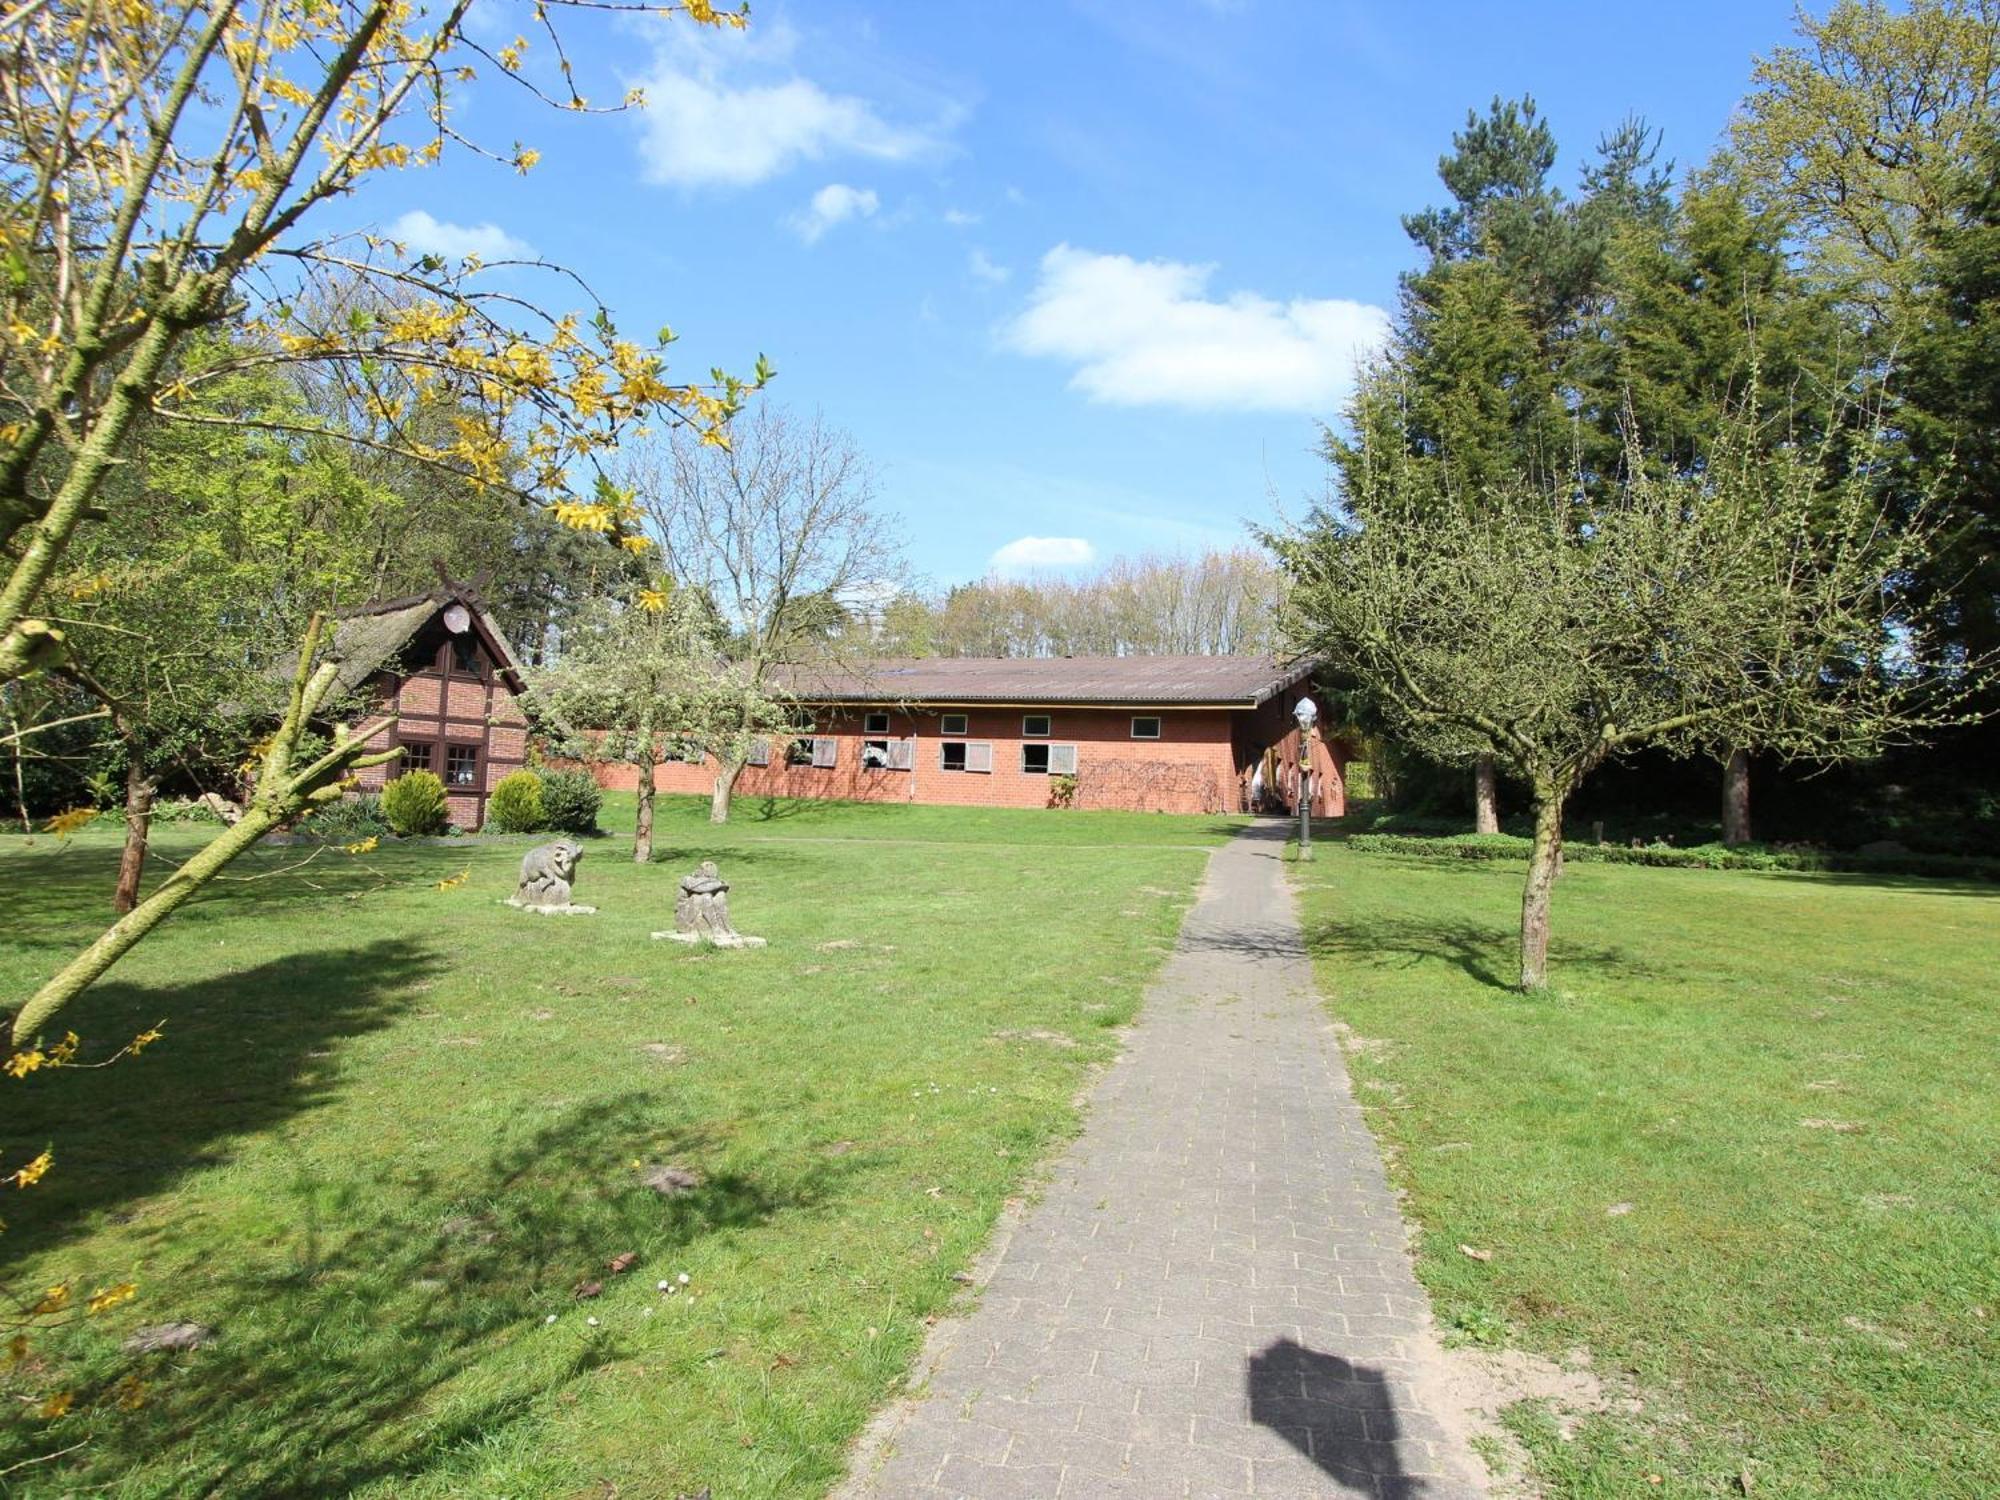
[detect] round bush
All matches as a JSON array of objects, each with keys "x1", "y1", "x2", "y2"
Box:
[
  {"x1": 539, "y1": 768, "x2": 603, "y2": 835},
  {"x1": 485, "y1": 769, "x2": 546, "y2": 833},
  {"x1": 380, "y1": 770, "x2": 448, "y2": 836}
]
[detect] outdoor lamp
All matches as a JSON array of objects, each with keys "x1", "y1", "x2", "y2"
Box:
[{"x1": 1293, "y1": 697, "x2": 1318, "y2": 860}]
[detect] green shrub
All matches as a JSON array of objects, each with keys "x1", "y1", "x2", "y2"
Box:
[
  {"x1": 304, "y1": 794, "x2": 390, "y2": 843},
  {"x1": 152, "y1": 796, "x2": 223, "y2": 825},
  {"x1": 538, "y1": 769, "x2": 602, "y2": 835},
  {"x1": 1343, "y1": 831, "x2": 2000, "y2": 882},
  {"x1": 380, "y1": 770, "x2": 448, "y2": 836},
  {"x1": 485, "y1": 770, "x2": 546, "y2": 833}
]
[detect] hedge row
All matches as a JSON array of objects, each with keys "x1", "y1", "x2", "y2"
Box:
[{"x1": 1343, "y1": 832, "x2": 2000, "y2": 882}]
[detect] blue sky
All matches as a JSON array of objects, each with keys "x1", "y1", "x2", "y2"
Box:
[{"x1": 350, "y1": 0, "x2": 1803, "y2": 589}]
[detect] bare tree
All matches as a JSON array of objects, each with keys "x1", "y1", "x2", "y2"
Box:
[{"x1": 626, "y1": 403, "x2": 904, "y2": 822}]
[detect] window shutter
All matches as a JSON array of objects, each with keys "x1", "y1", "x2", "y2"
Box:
[
  {"x1": 966, "y1": 741, "x2": 993, "y2": 773},
  {"x1": 889, "y1": 737, "x2": 915, "y2": 771},
  {"x1": 747, "y1": 736, "x2": 770, "y2": 767},
  {"x1": 812, "y1": 736, "x2": 838, "y2": 769},
  {"x1": 1049, "y1": 743, "x2": 1078, "y2": 775}
]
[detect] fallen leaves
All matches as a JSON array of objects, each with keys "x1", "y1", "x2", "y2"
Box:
[
  {"x1": 607, "y1": 1252, "x2": 638, "y2": 1275},
  {"x1": 1459, "y1": 1244, "x2": 1494, "y2": 1262}
]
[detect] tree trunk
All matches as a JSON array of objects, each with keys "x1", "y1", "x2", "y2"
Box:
[
  {"x1": 1519, "y1": 791, "x2": 1565, "y2": 992},
  {"x1": 1473, "y1": 754, "x2": 1499, "y2": 834},
  {"x1": 112, "y1": 764, "x2": 158, "y2": 916},
  {"x1": 709, "y1": 757, "x2": 746, "y2": 825},
  {"x1": 633, "y1": 753, "x2": 656, "y2": 865},
  {"x1": 1721, "y1": 749, "x2": 1752, "y2": 845}
]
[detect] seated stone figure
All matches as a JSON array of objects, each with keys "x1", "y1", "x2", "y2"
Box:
[
  {"x1": 506, "y1": 839, "x2": 596, "y2": 915},
  {"x1": 656, "y1": 859, "x2": 764, "y2": 948}
]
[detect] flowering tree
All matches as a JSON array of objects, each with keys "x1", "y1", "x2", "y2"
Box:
[
  {"x1": 0, "y1": 0, "x2": 769, "y2": 1050},
  {"x1": 531, "y1": 591, "x2": 791, "y2": 864}
]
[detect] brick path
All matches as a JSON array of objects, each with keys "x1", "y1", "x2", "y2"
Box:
[{"x1": 839, "y1": 822, "x2": 1491, "y2": 1500}]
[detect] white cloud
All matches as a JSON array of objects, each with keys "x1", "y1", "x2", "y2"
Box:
[
  {"x1": 632, "y1": 26, "x2": 944, "y2": 188},
  {"x1": 1003, "y1": 244, "x2": 1390, "y2": 414},
  {"x1": 790, "y1": 183, "x2": 879, "y2": 243},
  {"x1": 943, "y1": 207, "x2": 981, "y2": 227},
  {"x1": 990, "y1": 535, "x2": 1096, "y2": 574},
  {"x1": 386, "y1": 210, "x2": 531, "y2": 262},
  {"x1": 967, "y1": 248, "x2": 1010, "y2": 285}
]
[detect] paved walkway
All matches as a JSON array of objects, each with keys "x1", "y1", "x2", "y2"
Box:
[{"x1": 840, "y1": 822, "x2": 1491, "y2": 1500}]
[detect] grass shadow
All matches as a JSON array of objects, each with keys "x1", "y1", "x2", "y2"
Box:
[
  {"x1": 1302, "y1": 912, "x2": 1651, "y2": 993},
  {"x1": 6, "y1": 1095, "x2": 839, "y2": 1496},
  {"x1": 0, "y1": 939, "x2": 442, "y2": 1264}
]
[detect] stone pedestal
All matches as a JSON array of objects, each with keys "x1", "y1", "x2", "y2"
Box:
[{"x1": 653, "y1": 860, "x2": 764, "y2": 947}]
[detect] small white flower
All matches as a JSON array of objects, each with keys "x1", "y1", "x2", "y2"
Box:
[
  {"x1": 657, "y1": 1279, "x2": 671, "y2": 1291},
  {"x1": 677, "y1": 1272, "x2": 691, "y2": 1285},
  {"x1": 585, "y1": 1315, "x2": 600, "y2": 1327},
  {"x1": 544, "y1": 1314, "x2": 558, "y2": 1325}
]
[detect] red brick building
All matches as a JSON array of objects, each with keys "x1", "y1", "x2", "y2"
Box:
[
  {"x1": 329, "y1": 585, "x2": 531, "y2": 830},
  {"x1": 596, "y1": 655, "x2": 1344, "y2": 817}
]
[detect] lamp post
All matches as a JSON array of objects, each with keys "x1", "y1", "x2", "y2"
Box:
[{"x1": 1293, "y1": 696, "x2": 1318, "y2": 861}]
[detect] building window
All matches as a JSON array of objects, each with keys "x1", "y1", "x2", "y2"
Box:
[
  {"x1": 940, "y1": 741, "x2": 993, "y2": 773},
  {"x1": 1022, "y1": 743, "x2": 1077, "y2": 775},
  {"x1": 444, "y1": 743, "x2": 479, "y2": 788},
  {"x1": 448, "y1": 636, "x2": 482, "y2": 676},
  {"x1": 397, "y1": 740, "x2": 434, "y2": 775},
  {"x1": 1022, "y1": 714, "x2": 1051, "y2": 738},
  {"x1": 940, "y1": 712, "x2": 968, "y2": 736},
  {"x1": 786, "y1": 737, "x2": 815, "y2": 766},
  {"x1": 863, "y1": 711, "x2": 891, "y2": 734},
  {"x1": 862, "y1": 739, "x2": 891, "y2": 768},
  {"x1": 1131, "y1": 716, "x2": 1162, "y2": 740}
]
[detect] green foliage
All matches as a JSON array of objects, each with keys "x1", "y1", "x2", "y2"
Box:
[
  {"x1": 538, "y1": 770, "x2": 603, "y2": 836},
  {"x1": 151, "y1": 797, "x2": 224, "y2": 825},
  {"x1": 1344, "y1": 831, "x2": 2000, "y2": 882},
  {"x1": 379, "y1": 772, "x2": 447, "y2": 837},
  {"x1": 483, "y1": 770, "x2": 546, "y2": 834},
  {"x1": 302, "y1": 794, "x2": 390, "y2": 844}
]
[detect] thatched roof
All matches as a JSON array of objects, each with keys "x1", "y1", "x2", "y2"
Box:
[{"x1": 327, "y1": 586, "x2": 525, "y2": 696}]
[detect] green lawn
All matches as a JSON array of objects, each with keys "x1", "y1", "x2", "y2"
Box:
[
  {"x1": 0, "y1": 795, "x2": 1239, "y2": 1497},
  {"x1": 1293, "y1": 846, "x2": 2000, "y2": 1498}
]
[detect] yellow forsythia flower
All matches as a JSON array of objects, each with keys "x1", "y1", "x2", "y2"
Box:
[
  {"x1": 344, "y1": 836, "x2": 379, "y2": 855},
  {"x1": 10, "y1": 1150, "x2": 53, "y2": 1188},
  {"x1": 434, "y1": 868, "x2": 469, "y2": 892},
  {"x1": 30, "y1": 1284, "x2": 70, "y2": 1316},
  {"x1": 5, "y1": 1050, "x2": 46, "y2": 1078},
  {"x1": 636, "y1": 588, "x2": 669, "y2": 613},
  {"x1": 129, "y1": 1024, "x2": 165, "y2": 1056},
  {"x1": 87, "y1": 1282, "x2": 137, "y2": 1315},
  {"x1": 44, "y1": 806, "x2": 97, "y2": 840},
  {"x1": 35, "y1": 1391, "x2": 73, "y2": 1420}
]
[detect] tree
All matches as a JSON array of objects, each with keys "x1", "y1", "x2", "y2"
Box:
[
  {"x1": 628, "y1": 403, "x2": 902, "y2": 823},
  {"x1": 1276, "y1": 403, "x2": 1980, "y2": 990},
  {"x1": 530, "y1": 593, "x2": 786, "y2": 863},
  {"x1": 0, "y1": 0, "x2": 765, "y2": 1044},
  {"x1": 1728, "y1": 0, "x2": 1999, "y2": 316}
]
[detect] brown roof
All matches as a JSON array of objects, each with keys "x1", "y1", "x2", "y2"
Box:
[
  {"x1": 327, "y1": 586, "x2": 526, "y2": 696},
  {"x1": 778, "y1": 655, "x2": 1316, "y2": 708}
]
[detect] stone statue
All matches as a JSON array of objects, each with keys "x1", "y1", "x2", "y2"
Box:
[
  {"x1": 654, "y1": 859, "x2": 764, "y2": 948},
  {"x1": 506, "y1": 839, "x2": 596, "y2": 915}
]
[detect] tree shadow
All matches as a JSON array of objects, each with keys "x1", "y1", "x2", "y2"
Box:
[
  {"x1": 1300, "y1": 912, "x2": 1650, "y2": 993},
  {"x1": 1, "y1": 938, "x2": 441, "y2": 1263},
  {"x1": 6, "y1": 1095, "x2": 838, "y2": 1496},
  {"x1": 1247, "y1": 1337, "x2": 1438, "y2": 1497}
]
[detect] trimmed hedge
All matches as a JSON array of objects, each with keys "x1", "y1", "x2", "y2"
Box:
[
  {"x1": 380, "y1": 770, "x2": 448, "y2": 837},
  {"x1": 485, "y1": 770, "x2": 546, "y2": 833},
  {"x1": 539, "y1": 769, "x2": 602, "y2": 836},
  {"x1": 1344, "y1": 831, "x2": 2000, "y2": 882}
]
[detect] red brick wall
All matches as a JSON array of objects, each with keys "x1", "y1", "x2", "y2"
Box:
[{"x1": 569, "y1": 702, "x2": 1345, "y2": 817}]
